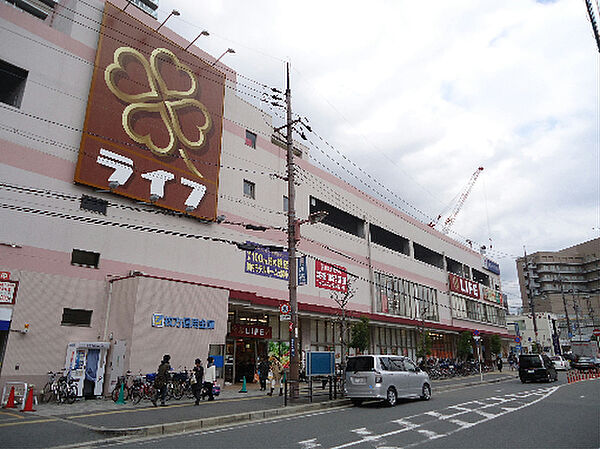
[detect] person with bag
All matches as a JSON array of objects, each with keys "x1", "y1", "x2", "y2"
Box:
[
  {"x1": 151, "y1": 354, "x2": 171, "y2": 407},
  {"x1": 258, "y1": 356, "x2": 269, "y2": 391},
  {"x1": 191, "y1": 358, "x2": 204, "y2": 405},
  {"x1": 203, "y1": 356, "x2": 216, "y2": 401},
  {"x1": 269, "y1": 356, "x2": 284, "y2": 396}
]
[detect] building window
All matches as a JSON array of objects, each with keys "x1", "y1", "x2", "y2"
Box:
[
  {"x1": 245, "y1": 130, "x2": 257, "y2": 148},
  {"x1": 61, "y1": 308, "x2": 93, "y2": 327},
  {"x1": 80, "y1": 195, "x2": 108, "y2": 215},
  {"x1": 243, "y1": 180, "x2": 255, "y2": 199},
  {"x1": 283, "y1": 195, "x2": 289, "y2": 212},
  {"x1": 71, "y1": 249, "x2": 100, "y2": 268},
  {"x1": 0, "y1": 60, "x2": 28, "y2": 108}
]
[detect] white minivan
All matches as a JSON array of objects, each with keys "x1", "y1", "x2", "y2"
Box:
[{"x1": 345, "y1": 355, "x2": 431, "y2": 406}]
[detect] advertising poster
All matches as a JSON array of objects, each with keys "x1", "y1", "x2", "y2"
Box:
[{"x1": 315, "y1": 260, "x2": 347, "y2": 292}]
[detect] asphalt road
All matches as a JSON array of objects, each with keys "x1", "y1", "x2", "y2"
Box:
[{"x1": 99, "y1": 377, "x2": 599, "y2": 449}]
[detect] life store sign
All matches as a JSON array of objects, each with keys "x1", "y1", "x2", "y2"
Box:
[
  {"x1": 230, "y1": 324, "x2": 272, "y2": 339},
  {"x1": 152, "y1": 313, "x2": 215, "y2": 329},
  {"x1": 74, "y1": 2, "x2": 225, "y2": 220},
  {"x1": 448, "y1": 273, "x2": 480, "y2": 299},
  {"x1": 315, "y1": 260, "x2": 347, "y2": 293}
]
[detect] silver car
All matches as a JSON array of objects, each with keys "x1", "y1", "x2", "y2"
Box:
[{"x1": 345, "y1": 355, "x2": 431, "y2": 406}]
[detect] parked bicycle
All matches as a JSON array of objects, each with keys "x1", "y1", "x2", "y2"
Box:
[{"x1": 40, "y1": 370, "x2": 78, "y2": 404}]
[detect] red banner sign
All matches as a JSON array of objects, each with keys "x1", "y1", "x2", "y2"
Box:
[
  {"x1": 0, "y1": 280, "x2": 18, "y2": 305},
  {"x1": 449, "y1": 273, "x2": 480, "y2": 299},
  {"x1": 315, "y1": 260, "x2": 348, "y2": 292},
  {"x1": 74, "y1": 3, "x2": 225, "y2": 220},
  {"x1": 230, "y1": 324, "x2": 272, "y2": 339}
]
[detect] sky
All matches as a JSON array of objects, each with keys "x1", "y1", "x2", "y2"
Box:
[{"x1": 156, "y1": 0, "x2": 600, "y2": 311}]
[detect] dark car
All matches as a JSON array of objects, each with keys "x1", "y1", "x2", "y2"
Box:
[
  {"x1": 572, "y1": 356, "x2": 596, "y2": 370},
  {"x1": 519, "y1": 354, "x2": 558, "y2": 383}
]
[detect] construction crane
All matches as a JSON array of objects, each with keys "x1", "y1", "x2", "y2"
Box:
[{"x1": 428, "y1": 166, "x2": 484, "y2": 234}]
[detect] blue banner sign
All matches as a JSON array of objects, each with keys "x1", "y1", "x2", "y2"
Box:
[
  {"x1": 152, "y1": 313, "x2": 215, "y2": 329},
  {"x1": 484, "y1": 258, "x2": 500, "y2": 275},
  {"x1": 297, "y1": 255, "x2": 307, "y2": 286},
  {"x1": 244, "y1": 242, "x2": 289, "y2": 281}
]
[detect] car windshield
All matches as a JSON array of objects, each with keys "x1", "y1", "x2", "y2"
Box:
[
  {"x1": 346, "y1": 357, "x2": 374, "y2": 372},
  {"x1": 520, "y1": 356, "x2": 542, "y2": 368},
  {"x1": 578, "y1": 357, "x2": 592, "y2": 362}
]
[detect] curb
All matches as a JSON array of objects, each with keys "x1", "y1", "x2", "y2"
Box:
[
  {"x1": 81, "y1": 375, "x2": 517, "y2": 438},
  {"x1": 91, "y1": 399, "x2": 351, "y2": 437}
]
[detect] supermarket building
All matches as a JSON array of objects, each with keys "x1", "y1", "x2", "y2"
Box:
[{"x1": 0, "y1": 0, "x2": 509, "y2": 395}]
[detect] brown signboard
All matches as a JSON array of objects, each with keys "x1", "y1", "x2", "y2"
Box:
[{"x1": 75, "y1": 2, "x2": 225, "y2": 220}]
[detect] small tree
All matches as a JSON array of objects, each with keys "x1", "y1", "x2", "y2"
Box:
[
  {"x1": 489, "y1": 334, "x2": 502, "y2": 356},
  {"x1": 350, "y1": 316, "x2": 370, "y2": 353},
  {"x1": 416, "y1": 331, "x2": 433, "y2": 359},
  {"x1": 457, "y1": 331, "x2": 473, "y2": 360},
  {"x1": 330, "y1": 278, "x2": 357, "y2": 371}
]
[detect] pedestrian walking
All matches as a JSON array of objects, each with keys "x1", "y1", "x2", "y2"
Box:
[
  {"x1": 203, "y1": 356, "x2": 216, "y2": 401},
  {"x1": 269, "y1": 356, "x2": 284, "y2": 396},
  {"x1": 258, "y1": 356, "x2": 269, "y2": 391},
  {"x1": 151, "y1": 354, "x2": 171, "y2": 406},
  {"x1": 191, "y1": 358, "x2": 204, "y2": 405},
  {"x1": 497, "y1": 355, "x2": 503, "y2": 372}
]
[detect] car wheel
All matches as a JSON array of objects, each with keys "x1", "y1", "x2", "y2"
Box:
[
  {"x1": 351, "y1": 399, "x2": 363, "y2": 406},
  {"x1": 520, "y1": 377, "x2": 526, "y2": 383},
  {"x1": 386, "y1": 388, "x2": 397, "y2": 407},
  {"x1": 420, "y1": 384, "x2": 431, "y2": 401}
]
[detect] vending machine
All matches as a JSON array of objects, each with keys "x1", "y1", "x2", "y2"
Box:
[{"x1": 65, "y1": 342, "x2": 110, "y2": 397}]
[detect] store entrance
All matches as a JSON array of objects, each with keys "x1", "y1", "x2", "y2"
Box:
[{"x1": 231, "y1": 338, "x2": 267, "y2": 383}]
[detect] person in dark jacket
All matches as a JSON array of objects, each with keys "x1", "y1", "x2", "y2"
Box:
[
  {"x1": 258, "y1": 357, "x2": 269, "y2": 391},
  {"x1": 192, "y1": 358, "x2": 204, "y2": 405},
  {"x1": 152, "y1": 354, "x2": 171, "y2": 406},
  {"x1": 497, "y1": 355, "x2": 503, "y2": 372}
]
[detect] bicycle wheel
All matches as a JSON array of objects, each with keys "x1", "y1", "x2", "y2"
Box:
[
  {"x1": 40, "y1": 383, "x2": 55, "y2": 403},
  {"x1": 130, "y1": 386, "x2": 143, "y2": 404},
  {"x1": 65, "y1": 386, "x2": 77, "y2": 404},
  {"x1": 172, "y1": 382, "x2": 184, "y2": 400}
]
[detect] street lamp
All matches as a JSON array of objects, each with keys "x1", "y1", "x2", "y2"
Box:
[
  {"x1": 156, "y1": 9, "x2": 180, "y2": 31},
  {"x1": 185, "y1": 30, "x2": 209, "y2": 51},
  {"x1": 211, "y1": 48, "x2": 235, "y2": 66}
]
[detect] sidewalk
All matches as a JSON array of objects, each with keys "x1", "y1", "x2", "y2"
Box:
[{"x1": 12, "y1": 372, "x2": 519, "y2": 438}]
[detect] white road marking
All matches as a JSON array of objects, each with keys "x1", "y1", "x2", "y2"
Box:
[
  {"x1": 449, "y1": 418, "x2": 475, "y2": 428},
  {"x1": 417, "y1": 429, "x2": 443, "y2": 439},
  {"x1": 351, "y1": 428, "x2": 372, "y2": 436},
  {"x1": 298, "y1": 438, "x2": 321, "y2": 449},
  {"x1": 330, "y1": 386, "x2": 560, "y2": 449}
]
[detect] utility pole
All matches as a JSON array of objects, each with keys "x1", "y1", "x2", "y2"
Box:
[
  {"x1": 285, "y1": 62, "x2": 299, "y2": 399},
  {"x1": 572, "y1": 287, "x2": 582, "y2": 340},
  {"x1": 558, "y1": 278, "x2": 572, "y2": 343},
  {"x1": 523, "y1": 248, "x2": 539, "y2": 345}
]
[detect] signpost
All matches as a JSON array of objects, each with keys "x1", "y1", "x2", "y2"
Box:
[{"x1": 473, "y1": 331, "x2": 483, "y2": 382}]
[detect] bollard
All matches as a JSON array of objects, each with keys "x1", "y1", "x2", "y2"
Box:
[
  {"x1": 115, "y1": 382, "x2": 126, "y2": 404},
  {"x1": 238, "y1": 376, "x2": 247, "y2": 393}
]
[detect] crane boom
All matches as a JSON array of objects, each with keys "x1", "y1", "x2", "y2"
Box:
[{"x1": 440, "y1": 166, "x2": 484, "y2": 234}]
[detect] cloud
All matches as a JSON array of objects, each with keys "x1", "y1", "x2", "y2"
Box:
[{"x1": 162, "y1": 0, "x2": 599, "y2": 308}]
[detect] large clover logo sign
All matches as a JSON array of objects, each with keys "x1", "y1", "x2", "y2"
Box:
[{"x1": 105, "y1": 47, "x2": 212, "y2": 179}]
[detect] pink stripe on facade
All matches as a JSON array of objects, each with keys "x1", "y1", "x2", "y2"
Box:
[
  {"x1": 0, "y1": 3, "x2": 96, "y2": 63},
  {"x1": 0, "y1": 138, "x2": 75, "y2": 182}
]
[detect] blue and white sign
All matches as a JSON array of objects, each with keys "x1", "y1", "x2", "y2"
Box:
[
  {"x1": 484, "y1": 258, "x2": 500, "y2": 275},
  {"x1": 297, "y1": 255, "x2": 307, "y2": 286},
  {"x1": 152, "y1": 313, "x2": 215, "y2": 330},
  {"x1": 244, "y1": 242, "x2": 289, "y2": 281}
]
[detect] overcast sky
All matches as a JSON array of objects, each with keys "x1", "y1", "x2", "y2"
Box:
[{"x1": 157, "y1": 0, "x2": 600, "y2": 310}]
